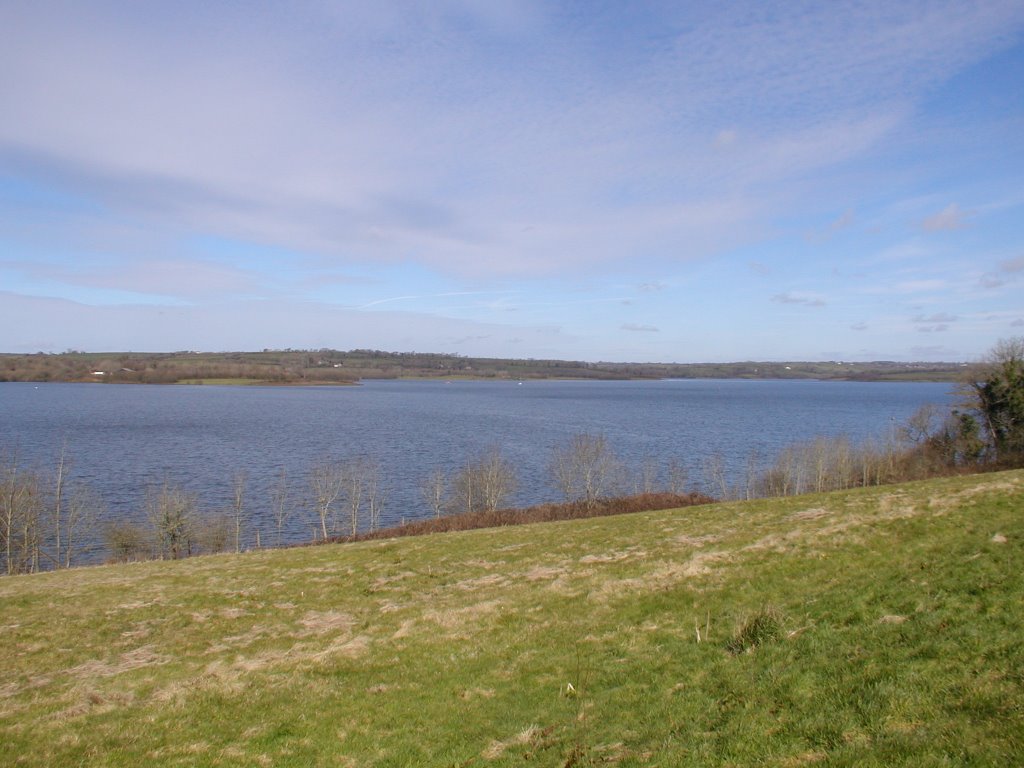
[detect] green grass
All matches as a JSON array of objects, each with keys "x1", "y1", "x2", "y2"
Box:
[{"x1": 2, "y1": 471, "x2": 1022, "y2": 766}]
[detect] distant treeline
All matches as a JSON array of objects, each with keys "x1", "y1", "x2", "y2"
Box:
[{"x1": 0, "y1": 349, "x2": 966, "y2": 384}]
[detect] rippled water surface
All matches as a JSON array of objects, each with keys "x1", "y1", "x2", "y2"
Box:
[{"x1": 1, "y1": 379, "x2": 956, "y2": 559}]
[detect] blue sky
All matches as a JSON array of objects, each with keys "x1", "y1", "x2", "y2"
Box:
[{"x1": 1, "y1": 1, "x2": 1023, "y2": 362}]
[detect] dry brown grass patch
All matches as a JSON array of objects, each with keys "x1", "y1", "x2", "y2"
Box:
[
  {"x1": 482, "y1": 724, "x2": 542, "y2": 759},
  {"x1": 579, "y1": 547, "x2": 645, "y2": 564},
  {"x1": 53, "y1": 689, "x2": 136, "y2": 720},
  {"x1": 425, "y1": 599, "x2": 502, "y2": 631},
  {"x1": 673, "y1": 533, "x2": 719, "y2": 547},
  {"x1": 68, "y1": 645, "x2": 170, "y2": 679},
  {"x1": 454, "y1": 573, "x2": 510, "y2": 591},
  {"x1": 524, "y1": 564, "x2": 570, "y2": 581},
  {"x1": 790, "y1": 507, "x2": 831, "y2": 521},
  {"x1": 299, "y1": 610, "x2": 355, "y2": 635},
  {"x1": 312, "y1": 634, "x2": 371, "y2": 662}
]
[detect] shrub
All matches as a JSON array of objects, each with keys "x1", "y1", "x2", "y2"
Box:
[{"x1": 103, "y1": 521, "x2": 151, "y2": 563}]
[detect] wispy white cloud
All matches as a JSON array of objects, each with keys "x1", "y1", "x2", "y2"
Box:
[
  {"x1": 637, "y1": 282, "x2": 667, "y2": 293},
  {"x1": 806, "y1": 208, "x2": 855, "y2": 243},
  {"x1": 621, "y1": 323, "x2": 660, "y2": 333},
  {"x1": 357, "y1": 291, "x2": 515, "y2": 310},
  {"x1": 912, "y1": 312, "x2": 958, "y2": 323},
  {"x1": 979, "y1": 273, "x2": 1005, "y2": 289},
  {"x1": 864, "y1": 279, "x2": 949, "y2": 295},
  {"x1": 1001, "y1": 255, "x2": 1024, "y2": 272},
  {"x1": 2, "y1": 257, "x2": 264, "y2": 300},
  {"x1": 772, "y1": 292, "x2": 826, "y2": 307},
  {"x1": 921, "y1": 203, "x2": 971, "y2": 231}
]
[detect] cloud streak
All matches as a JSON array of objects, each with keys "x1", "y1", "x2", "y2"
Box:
[
  {"x1": 921, "y1": 203, "x2": 970, "y2": 232},
  {"x1": 772, "y1": 292, "x2": 826, "y2": 307},
  {"x1": 621, "y1": 323, "x2": 660, "y2": 333}
]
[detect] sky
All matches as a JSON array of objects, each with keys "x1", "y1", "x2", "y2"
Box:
[{"x1": 2, "y1": 1, "x2": 1023, "y2": 363}]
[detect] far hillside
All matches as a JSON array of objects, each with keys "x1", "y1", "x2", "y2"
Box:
[{"x1": 0, "y1": 349, "x2": 967, "y2": 384}]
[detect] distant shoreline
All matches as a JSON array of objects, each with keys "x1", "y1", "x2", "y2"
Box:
[{"x1": 0, "y1": 349, "x2": 969, "y2": 385}]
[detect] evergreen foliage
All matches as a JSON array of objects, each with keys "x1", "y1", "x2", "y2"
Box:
[{"x1": 968, "y1": 337, "x2": 1024, "y2": 463}]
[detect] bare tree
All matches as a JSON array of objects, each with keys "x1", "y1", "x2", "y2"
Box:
[
  {"x1": 1, "y1": 452, "x2": 22, "y2": 574},
  {"x1": 365, "y1": 462, "x2": 386, "y2": 532},
  {"x1": 451, "y1": 448, "x2": 516, "y2": 514},
  {"x1": 232, "y1": 470, "x2": 246, "y2": 553},
  {"x1": 2, "y1": 447, "x2": 102, "y2": 573},
  {"x1": 666, "y1": 458, "x2": 688, "y2": 495},
  {"x1": 702, "y1": 452, "x2": 730, "y2": 500},
  {"x1": 551, "y1": 434, "x2": 621, "y2": 506},
  {"x1": 743, "y1": 449, "x2": 762, "y2": 501},
  {"x1": 342, "y1": 459, "x2": 365, "y2": 536},
  {"x1": 900, "y1": 405, "x2": 939, "y2": 446},
  {"x1": 810, "y1": 437, "x2": 830, "y2": 493},
  {"x1": 194, "y1": 511, "x2": 233, "y2": 555},
  {"x1": 763, "y1": 445, "x2": 799, "y2": 497},
  {"x1": 270, "y1": 467, "x2": 292, "y2": 547},
  {"x1": 1, "y1": 453, "x2": 44, "y2": 575},
  {"x1": 421, "y1": 469, "x2": 447, "y2": 519},
  {"x1": 477, "y1": 448, "x2": 515, "y2": 512},
  {"x1": 310, "y1": 460, "x2": 344, "y2": 540},
  {"x1": 451, "y1": 464, "x2": 476, "y2": 514},
  {"x1": 52, "y1": 440, "x2": 68, "y2": 568},
  {"x1": 63, "y1": 482, "x2": 101, "y2": 568},
  {"x1": 635, "y1": 457, "x2": 659, "y2": 495}
]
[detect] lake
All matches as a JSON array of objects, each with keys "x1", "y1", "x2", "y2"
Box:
[{"x1": 1, "y1": 379, "x2": 956, "y2": 561}]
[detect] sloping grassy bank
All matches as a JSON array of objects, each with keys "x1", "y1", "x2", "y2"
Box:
[{"x1": 2, "y1": 471, "x2": 1021, "y2": 766}]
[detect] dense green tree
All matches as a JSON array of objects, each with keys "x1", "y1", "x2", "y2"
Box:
[{"x1": 968, "y1": 337, "x2": 1024, "y2": 462}]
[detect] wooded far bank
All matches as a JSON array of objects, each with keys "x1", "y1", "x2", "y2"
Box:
[{"x1": 0, "y1": 349, "x2": 966, "y2": 384}]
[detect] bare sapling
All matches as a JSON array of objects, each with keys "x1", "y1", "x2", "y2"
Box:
[
  {"x1": 232, "y1": 470, "x2": 246, "y2": 553},
  {"x1": 421, "y1": 469, "x2": 446, "y2": 519},
  {"x1": 310, "y1": 460, "x2": 344, "y2": 540},
  {"x1": 550, "y1": 433, "x2": 621, "y2": 507},
  {"x1": 270, "y1": 467, "x2": 292, "y2": 547},
  {"x1": 366, "y1": 462, "x2": 385, "y2": 532}
]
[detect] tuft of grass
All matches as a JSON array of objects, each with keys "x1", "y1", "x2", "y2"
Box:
[{"x1": 726, "y1": 606, "x2": 784, "y2": 654}]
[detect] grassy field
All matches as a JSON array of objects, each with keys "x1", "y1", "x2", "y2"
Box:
[{"x1": 2, "y1": 471, "x2": 1021, "y2": 766}]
